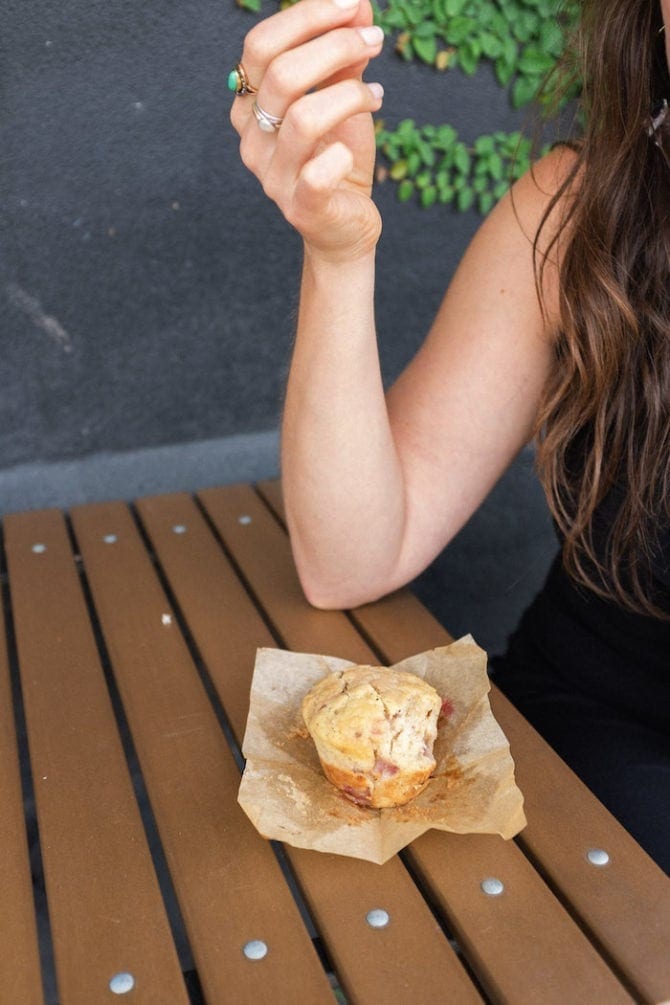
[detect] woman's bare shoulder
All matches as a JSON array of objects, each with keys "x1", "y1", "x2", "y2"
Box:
[
  {"x1": 507, "y1": 143, "x2": 580, "y2": 247},
  {"x1": 472, "y1": 143, "x2": 581, "y2": 327}
]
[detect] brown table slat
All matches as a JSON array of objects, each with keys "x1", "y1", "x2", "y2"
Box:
[
  {"x1": 350, "y1": 586, "x2": 670, "y2": 1004},
  {"x1": 70, "y1": 501, "x2": 334, "y2": 1005},
  {"x1": 136, "y1": 492, "x2": 482, "y2": 1005},
  {"x1": 200, "y1": 483, "x2": 638, "y2": 1004},
  {"x1": 4, "y1": 510, "x2": 188, "y2": 1005},
  {"x1": 0, "y1": 583, "x2": 43, "y2": 1005}
]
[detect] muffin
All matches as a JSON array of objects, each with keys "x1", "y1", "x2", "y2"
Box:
[{"x1": 301, "y1": 665, "x2": 442, "y2": 808}]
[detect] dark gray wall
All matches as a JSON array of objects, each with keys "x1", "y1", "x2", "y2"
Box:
[{"x1": 3, "y1": 0, "x2": 532, "y2": 468}]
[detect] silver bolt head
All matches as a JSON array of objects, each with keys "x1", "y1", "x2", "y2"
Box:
[
  {"x1": 243, "y1": 939, "x2": 268, "y2": 960},
  {"x1": 32, "y1": 543, "x2": 47, "y2": 554},
  {"x1": 481, "y1": 877, "x2": 505, "y2": 896},
  {"x1": 366, "y1": 908, "x2": 390, "y2": 928},
  {"x1": 238, "y1": 514, "x2": 252, "y2": 525},
  {"x1": 587, "y1": 848, "x2": 610, "y2": 866},
  {"x1": 172, "y1": 524, "x2": 187, "y2": 534},
  {"x1": 103, "y1": 534, "x2": 118, "y2": 544},
  {"x1": 109, "y1": 972, "x2": 135, "y2": 994}
]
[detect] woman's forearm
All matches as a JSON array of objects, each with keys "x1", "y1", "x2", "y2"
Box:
[{"x1": 281, "y1": 247, "x2": 406, "y2": 608}]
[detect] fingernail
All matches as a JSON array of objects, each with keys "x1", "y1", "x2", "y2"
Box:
[
  {"x1": 358, "y1": 25, "x2": 384, "y2": 45},
  {"x1": 367, "y1": 82, "x2": 384, "y2": 100},
  {"x1": 333, "y1": 0, "x2": 359, "y2": 7}
]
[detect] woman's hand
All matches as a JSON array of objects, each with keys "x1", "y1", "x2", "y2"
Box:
[{"x1": 230, "y1": 0, "x2": 385, "y2": 262}]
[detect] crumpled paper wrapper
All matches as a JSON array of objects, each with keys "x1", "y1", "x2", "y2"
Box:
[{"x1": 238, "y1": 638, "x2": 526, "y2": 864}]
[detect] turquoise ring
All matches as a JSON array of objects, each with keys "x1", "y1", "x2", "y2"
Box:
[{"x1": 228, "y1": 63, "x2": 257, "y2": 97}]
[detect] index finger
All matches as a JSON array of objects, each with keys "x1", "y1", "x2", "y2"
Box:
[{"x1": 239, "y1": 0, "x2": 374, "y2": 84}]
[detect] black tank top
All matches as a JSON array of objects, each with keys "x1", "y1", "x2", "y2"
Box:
[
  {"x1": 496, "y1": 483, "x2": 670, "y2": 734},
  {"x1": 502, "y1": 542, "x2": 670, "y2": 731}
]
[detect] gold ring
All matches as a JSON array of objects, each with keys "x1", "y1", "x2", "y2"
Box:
[{"x1": 228, "y1": 62, "x2": 258, "y2": 96}]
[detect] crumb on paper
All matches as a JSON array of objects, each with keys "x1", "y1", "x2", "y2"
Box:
[
  {"x1": 278, "y1": 773, "x2": 313, "y2": 813},
  {"x1": 287, "y1": 724, "x2": 309, "y2": 741}
]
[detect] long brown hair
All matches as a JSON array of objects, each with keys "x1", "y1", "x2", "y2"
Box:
[{"x1": 534, "y1": 0, "x2": 670, "y2": 617}]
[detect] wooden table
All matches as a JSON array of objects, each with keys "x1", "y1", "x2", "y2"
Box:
[{"x1": 1, "y1": 481, "x2": 668, "y2": 1005}]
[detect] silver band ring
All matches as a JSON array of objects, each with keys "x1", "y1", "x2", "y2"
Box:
[{"x1": 252, "y1": 100, "x2": 283, "y2": 133}]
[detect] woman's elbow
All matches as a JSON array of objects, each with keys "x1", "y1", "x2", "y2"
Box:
[{"x1": 295, "y1": 563, "x2": 387, "y2": 611}]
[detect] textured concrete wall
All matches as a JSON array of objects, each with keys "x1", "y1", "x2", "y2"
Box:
[{"x1": 3, "y1": 0, "x2": 530, "y2": 469}]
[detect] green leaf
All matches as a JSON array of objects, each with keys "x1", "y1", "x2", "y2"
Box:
[
  {"x1": 479, "y1": 32, "x2": 502, "y2": 59},
  {"x1": 389, "y1": 159, "x2": 408, "y2": 180},
  {"x1": 397, "y1": 119, "x2": 417, "y2": 141},
  {"x1": 478, "y1": 191, "x2": 495, "y2": 215},
  {"x1": 502, "y1": 34, "x2": 518, "y2": 65},
  {"x1": 381, "y1": 9, "x2": 408, "y2": 28},
  {"x1": 473, "y1": 135, "x2": 495, "y2": 155},
  {"x1": 412, "y1": 33, "x2": 438, "y2": 63},
  {"x1": 458, "y1": 42, "x2": 479, "y2": 76},
  {"x1": 418, "y1": 139, "x2": 436, "y2": 166},
  {"x1": 498, "y1": 130, "x2": 522, "y2": 154},
  {"x1": 414, "y1": 20, "x2": 437, "y2": 38},
  {"x1": 444, "y1": 16, "x2": 476, "y2": 45},
  {"x1": 453, "y1": 143, "x2": 471, "y2": 175},
  {"x1": 512, "y1": 10, "x2": 539, "y2": 41},
  {"x1": 445, "y1": 0, "x2": 467, "y2": 14},
  {"x1": 432, "y1": 0, "x2": 447, "y2": 21},
  {"x1": 421, "y1": 185, "x2": 438, "y2": 208},
  {"x1": 398, "y1": 179, "x2": 415, "y2": 202},
  {"x1": 512, "y1": 74, "x2": 540, "y2": 108},
  {"x1": 407, "y1": 150, "x2": 422, "y2": 175},
  {"x1": 495, "y1": 57, "x2": 515, "y2": 87},
  {"x1": 435, "y1": 125, "x2": 458, "y2": 150},
  {"x1": 457, "y1": 186, "x2": 475, "y2": 211},
  {"x1": 539, "y1": 19, "x2": 563, "y2": 57},
  {"x1": 517, "y1": 45, "x2": 556, "y2": 76},
  {"x1": 487, "y1": 152, "x2": 504, "y2": 180}
]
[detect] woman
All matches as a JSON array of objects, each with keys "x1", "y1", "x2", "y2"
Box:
[{"x1": 230, "y1": 0, "x2": 670, "y2": 873}]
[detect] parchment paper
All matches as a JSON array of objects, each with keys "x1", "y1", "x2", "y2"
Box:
[{"x1": 238, "y1": 638, "x2": 526, "y2": 864}]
